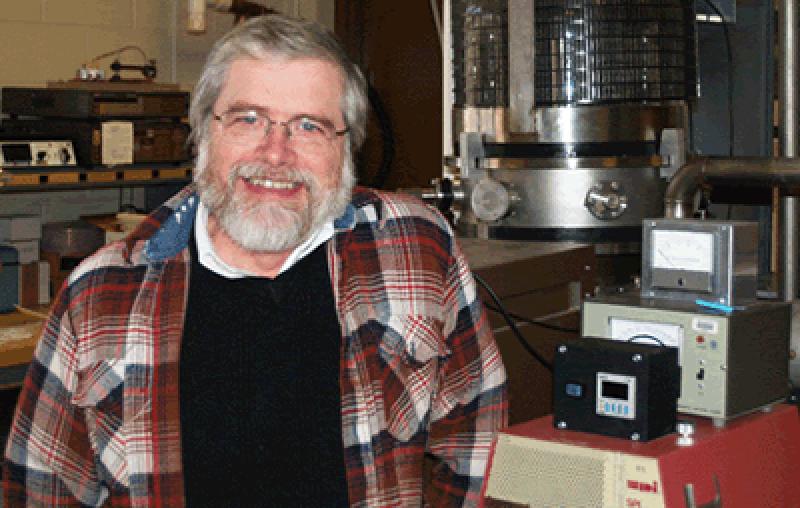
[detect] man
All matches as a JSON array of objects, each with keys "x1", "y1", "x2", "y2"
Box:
[{"x1": 4, "y1": 14, "x2": 507, "y2": 507}]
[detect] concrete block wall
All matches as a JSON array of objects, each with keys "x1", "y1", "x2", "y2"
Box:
[
  {"x1": 0, "y1": 0, "x2": 176, "y2": 87},
  {"x1": 0, "y1": 0, "x2": 333, "y2": 221},
  {"x1": 0, "y1": 0, "x2": 333, "y2": 88},
  {"x1": 175, "y1": 0, "x2": 334, "y2": 88}
]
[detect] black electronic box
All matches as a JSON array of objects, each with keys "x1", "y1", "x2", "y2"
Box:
[
  {"x1": 552, "y1": 337, "x2": 680, "y2": 441},
  {"x1": 1, "y1": 87, "x2": 188, "y2": 119}
]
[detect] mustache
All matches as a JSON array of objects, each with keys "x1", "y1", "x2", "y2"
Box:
[{"x1": 227, "y1": 162, "x2": 315, "y2": 188}]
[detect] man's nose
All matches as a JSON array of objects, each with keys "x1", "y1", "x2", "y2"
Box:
[{"x1": 253, "y1": 121, "x2": 294, "y2": 164}]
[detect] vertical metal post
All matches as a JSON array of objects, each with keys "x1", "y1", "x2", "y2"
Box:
[
  {"x1": 443, "y1": 0, "x2": 454, "y2": 157},
  {"x1": 779, "y1": 0, "x2": 799, "y2": 301},
  {"x1": 508, "y1": 0, "x2": 535, "y2": 134}
]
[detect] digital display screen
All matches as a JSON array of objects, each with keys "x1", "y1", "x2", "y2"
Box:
[
  {"x1": 601, "y1": 380, "x2": 629, "y2": 400},
  {"x1": 2, "y1": 144, "x2": 32, "y2": 164}
]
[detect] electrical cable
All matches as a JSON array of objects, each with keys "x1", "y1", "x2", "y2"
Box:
[
  {"x1": 366, "y1": 83, "x2": 395, "y2": 189},
  {"x1": 87, "y1": 45, "x2": 149, "y2": 67},
  {"x1": 700, "y1": 0, "x2": 734, "y2": 158},
  {"x1": 482, "y1": 303, "x2": 579, "y2": 335},
  {"x1": 472, "y1": 272, "x2": 553, "y2": 371},
  {"x1": 696, "y1": 1, "x2": 733, "y2": 219}
]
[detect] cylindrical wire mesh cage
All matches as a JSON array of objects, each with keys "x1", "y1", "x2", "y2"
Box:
[
  {"x1": 451, "y1": 0, "x2": 696, "y2": 108},
  {"x1": 451, "y1": 0, "x2": 509, "y2": 108},
  {"x1": 535, "y1": 0, "x2": 697, "y2": 105}
]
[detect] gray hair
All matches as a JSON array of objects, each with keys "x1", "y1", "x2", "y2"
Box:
[{"x1": 189, "y1": 14, "x2": 368, "y2": 153}]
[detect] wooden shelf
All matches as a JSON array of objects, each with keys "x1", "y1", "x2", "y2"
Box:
[{"x1": 0, "y1": 164, "x2": 192, "y2": 192}]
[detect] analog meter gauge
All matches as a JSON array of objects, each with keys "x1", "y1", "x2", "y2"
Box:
[
  {"x1": 641, "y1": 219, "x2": 758, "y2": 306},
  {"x1": 651, "y1": 230, "x2": 714, "y2": 273},
  {"x1": 648, "y1": 229, "x2": 715, "y2": 294}
]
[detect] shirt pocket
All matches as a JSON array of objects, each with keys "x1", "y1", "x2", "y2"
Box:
[
  {"x1": 378, "y1": 314, "x2": 450, "y2": 442},
  {"x1": 73, "y1": 358, "x2": 130, "y2": 487}
]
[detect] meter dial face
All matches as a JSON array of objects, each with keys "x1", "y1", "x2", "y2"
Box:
[
  {"x1": 651, "y1": 230, "x2": 714, "y2": 273},
  {"x1": 609, "y1": 318, "x2": 684, "y2": 364}
]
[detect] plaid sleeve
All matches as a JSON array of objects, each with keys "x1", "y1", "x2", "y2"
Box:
[
  {"x1": 424, "y1": 238, "x2": 508, "y2": 507},
  {"x1": 3, "y1": 287, "x2": 108, "y2": 507}
]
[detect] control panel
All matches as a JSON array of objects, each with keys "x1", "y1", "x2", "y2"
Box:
[
  {"x1": 582, "y1": 295, "x2": 790, "y2": 423},
  {"x1": 553, "y1": 337, "x2": 679, "y2": 441}
]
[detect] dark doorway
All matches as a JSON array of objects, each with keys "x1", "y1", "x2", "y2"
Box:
[{"x1": 335, "y1": 1, "x2": 443, "y2": 191}]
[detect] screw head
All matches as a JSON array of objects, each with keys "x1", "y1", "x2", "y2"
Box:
[
  {"x1": 557, "y1": 421, "x2": 567, "y2": 429},
  {"x1": 558, "y1": 345, "x2": 568, "y2": 354},
  {"x1": 630, "y1": 432, "x2": 641, "y2": 441},
  {"x1": 632, "y1": 354, "x2": 643, "y2": 362}
]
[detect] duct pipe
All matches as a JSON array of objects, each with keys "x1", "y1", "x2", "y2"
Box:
[
  {"x1": 665, "y1": 156, "x2": 800, "y2": 300},
  {"x1": 779, "y1": 0, "x2": 799, "y2": 301},
  {"x1": 665, "y1": 157, "x2": 800, "y2": 219}
]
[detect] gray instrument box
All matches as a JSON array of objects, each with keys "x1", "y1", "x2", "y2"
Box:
[
  {"x1": 582, "y1": 295, "x2": 790, "y2": 423},
  {"x1": 641, "y1": 219, "x2": 757, "y2": 306}
]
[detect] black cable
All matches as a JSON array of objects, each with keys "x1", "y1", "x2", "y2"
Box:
[
  {"x1": 701, "y1": 0, "x2": 734, "y2": 158},
  {"x1": 472, "y1": 272, "x2": 553, "y2": 372},
  {"x1": 482, "y1": 303, "x2": 579, "y2": 335},
  {"x1": 367, "y1": 83, "x2": 395, "y2": 189},
  {"x1": 686, "y1": 89, "x2": 696, "y2": 155}
]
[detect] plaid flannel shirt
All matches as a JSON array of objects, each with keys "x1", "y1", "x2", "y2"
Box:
[{"x1": 4, "y1": 184, "x2": 507, "y2": 507}]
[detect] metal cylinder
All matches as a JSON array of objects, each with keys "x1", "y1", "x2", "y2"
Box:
[
  {"x1": 452, "y1": 0, "x2": 509, "y2": 108},
  {"x1": 779, "y1": 0, "x2": 799, "y2": 302},
  {"x1": 446, "y1": 0, "x2": 696, "y2": 254},
  {"x1": 534, "y1": 0, "x2": 696, "y2": 105}
]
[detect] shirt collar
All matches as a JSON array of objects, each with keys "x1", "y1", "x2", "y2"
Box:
[{"x1": 194, "y1": 200, "x2": 334, "y2": 279}]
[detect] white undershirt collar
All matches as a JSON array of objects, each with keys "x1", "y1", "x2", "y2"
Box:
[{"x1": 194, "y1": 200, "x2": 334, "y2": 279}]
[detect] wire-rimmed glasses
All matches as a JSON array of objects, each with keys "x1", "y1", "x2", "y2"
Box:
[{"x1": 213, "y1": 108, "x2": 348, "y2": 148}]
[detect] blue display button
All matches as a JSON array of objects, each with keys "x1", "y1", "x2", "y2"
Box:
[
  {"x1": 565, "y1": 382, "x2": 583, "y2": 398},
  {"x1": 605, "y1": 402, "x2": 611, "y2": 413},
  {"x1": 623, "y1": 405, "x2": 629, "y2": 415}
]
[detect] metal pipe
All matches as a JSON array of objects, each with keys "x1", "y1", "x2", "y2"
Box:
[
  {"x1": 664, "y1": 156, "x2": 800, "y2": 219},
  {"x1": 779, "y1": 0, "x2": 799, "y2": 301},
  {"x1": 442, "y1": 0, "x2": 453, "y2": 157},
  {"x1": 780, "y1": 0, "x2": 798, "y2": 155},
  {"x1": 667, "y1": 2, "x2": 800, "y2": 301}
]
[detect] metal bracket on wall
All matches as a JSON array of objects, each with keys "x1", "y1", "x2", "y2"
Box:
[{"x1": 458, "y1": 131, "x2": 485, "y2": 181}]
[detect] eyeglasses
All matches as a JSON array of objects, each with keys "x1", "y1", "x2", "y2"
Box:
[{"x1": 213, "y1": 109, "x2": 348, "y2": 147}]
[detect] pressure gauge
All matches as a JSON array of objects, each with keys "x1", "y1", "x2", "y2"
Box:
[
  {"x1": 641, "y1": 219, "x2": 758, "y2": 306},
  {"x1": 651, "y1": 230, "x2": 714, "y2": 273}
]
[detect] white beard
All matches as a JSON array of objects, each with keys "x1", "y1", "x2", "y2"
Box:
[{"x1": 194, "y1": 149, "x2": 355, "y2": 252}]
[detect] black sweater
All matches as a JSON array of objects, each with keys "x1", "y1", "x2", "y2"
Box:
[{"x1": 180, "y1": 236, "x2": 348, "y2": 507}]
